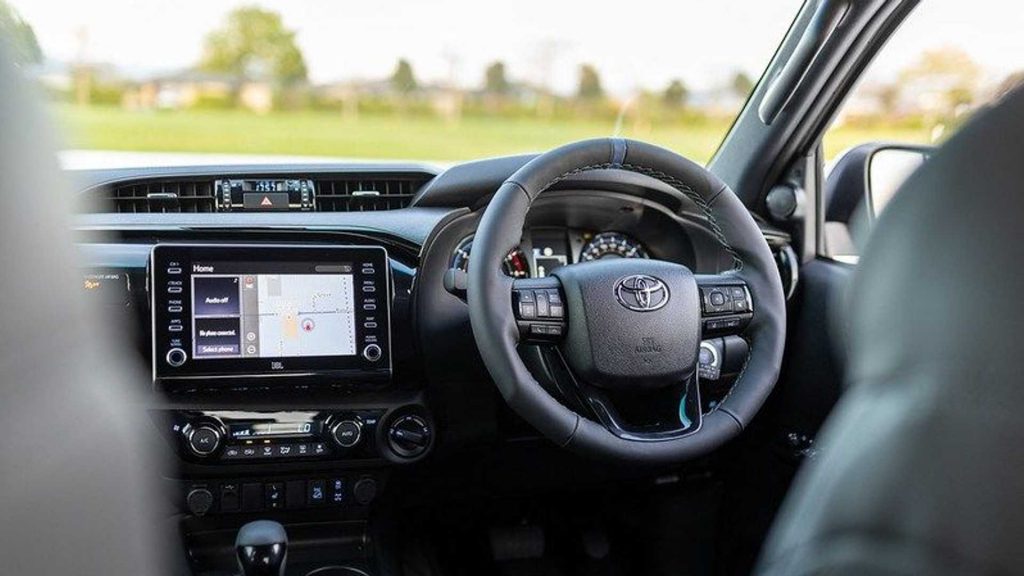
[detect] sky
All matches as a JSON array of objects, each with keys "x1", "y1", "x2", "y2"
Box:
[{"x1": 10, "y1": 0, "x2": 1024, "y2": 96}]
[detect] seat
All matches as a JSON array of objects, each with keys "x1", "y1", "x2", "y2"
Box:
[
  {"x1": 0, "y1": 49, "x2": 170, "y2": 572},
  {"x1": 756, "y1": 87, "x2": 1024, "y2": 574}
]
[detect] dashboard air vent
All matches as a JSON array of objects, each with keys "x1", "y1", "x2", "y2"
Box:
[
  {"x1": 315, "y1": 175, "x2": 427, "y2": 211},
  {"x1": 87, "y1": 180, "x2": 216, "y2": 213}
]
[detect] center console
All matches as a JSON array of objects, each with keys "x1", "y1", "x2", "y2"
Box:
[{"x1": 144, "y1": 243, "x2": 432, "y2": 576}]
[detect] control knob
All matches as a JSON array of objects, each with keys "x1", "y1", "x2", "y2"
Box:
[
  {"x1": 387, "y1": 414, "x2": 431, "y2": 458},
  {"x1": 362, "y1": 344, "x2": 382, "y2": 362},
  {"x1": 330, "y1": 419, "x2": 363, "y2": 449},
  {"x1": 186, "y1": 423, "x2": 222, "y2": 457},
  {"x1": 166, "y1": 347, "x2": 187, "y2": 367}
]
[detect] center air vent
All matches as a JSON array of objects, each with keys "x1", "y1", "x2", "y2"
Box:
[
  {"x1": 315, "y1": 176, "x2": 427, "y2": 212},
  {"x1": 86, "y1": 180, "x2": 216, "y2": 213}
]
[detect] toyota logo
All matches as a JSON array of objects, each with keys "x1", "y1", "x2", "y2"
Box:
[{"x1": 614, "y1": 275, "x2": 670, "y2": 312}]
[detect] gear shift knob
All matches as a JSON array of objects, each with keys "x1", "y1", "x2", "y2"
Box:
[{"x1": 236, "y1": 520, "x2": 288, "y2": 576}]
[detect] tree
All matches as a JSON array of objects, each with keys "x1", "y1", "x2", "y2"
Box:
[
  {"x1": 390, "y1": 59, "x2": 417, "y2": 94},
  {"x1": 0, "y1": 0, "x2": 42, "y2": 66},
  {"x1": 199, "y1": 7, "x2": 307, "y2": 84},
  {"x1": 484, "y1": 61, "x2": 511, "y2": 94},
  {"x1": 899, "y1": 47, "x2": 982, "y2": 115},
  {"x1": 577, "y1": 64, "x2": 603, "y2": 100},
  {"x1": 662, "y1": 79, "x2": 689, "y2": 108},
  {"x1": 730, "y1": 72, "x2": 754, "y2": 98}
]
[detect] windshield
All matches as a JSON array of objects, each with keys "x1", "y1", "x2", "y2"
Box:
[{"x1": 4, "y1": 0, "x2": 802, "y2": 165}]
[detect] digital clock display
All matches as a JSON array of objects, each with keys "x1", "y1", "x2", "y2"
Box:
[{"x1": 252, "y1": 180, "x2": 279, "y2": 192}]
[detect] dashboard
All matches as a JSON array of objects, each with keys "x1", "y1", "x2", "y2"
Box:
[{"x1": 68, "y1": 156, "x2": 795, "y2": 572}]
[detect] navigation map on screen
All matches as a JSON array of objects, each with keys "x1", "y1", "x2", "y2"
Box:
[{"x1": 192, "y1": 272, "x2": 357, "y2": 359}]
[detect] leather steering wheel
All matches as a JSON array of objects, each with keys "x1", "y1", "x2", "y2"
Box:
[{"x1": 468, "y1": 138, "x2": 786, "y2": 464}]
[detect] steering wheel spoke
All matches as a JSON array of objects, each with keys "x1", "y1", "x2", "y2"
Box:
[
  {"x1": 512, "y1": 277, "x2": 568, "y2": 344},
  {"x1": 539, "y1": 346, "x2": 703, "y2": 440}
]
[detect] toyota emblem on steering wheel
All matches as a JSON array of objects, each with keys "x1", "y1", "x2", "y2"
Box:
[{"x1": 614, "y1": 274, "x2": 670, "y2": 312}]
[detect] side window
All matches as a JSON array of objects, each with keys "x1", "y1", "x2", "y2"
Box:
[{"x1": 820, "y1": 1, "x2": 1024, "y2": 261}]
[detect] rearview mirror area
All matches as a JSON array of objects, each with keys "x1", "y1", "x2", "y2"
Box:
[{"x1": 823, "y1": 143, "x2": 933, "y2": 262}]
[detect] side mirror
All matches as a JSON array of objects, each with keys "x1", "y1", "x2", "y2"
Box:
[
  {"x1": 866, "y1": 145, "x2": 930, "y2": 217},
  {"x1": 823, "y1": 143, "x2": 933, "y2": 261}
]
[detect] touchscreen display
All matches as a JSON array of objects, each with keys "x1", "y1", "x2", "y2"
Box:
[{"x1": 192, "y1": 268, "x2": 357, "y2": 359}]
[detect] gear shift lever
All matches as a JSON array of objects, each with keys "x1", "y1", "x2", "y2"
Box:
[{"x1": 236, "y1": 520, "x2": 288, "y2": 576}]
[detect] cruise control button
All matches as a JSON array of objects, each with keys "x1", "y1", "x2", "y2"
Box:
[
  {"x1": 516, "y1": 290, "x2": 535, "y2": 303},
  {"x1": 519, "y1": 302, "x2": 537, "y2": 319}
]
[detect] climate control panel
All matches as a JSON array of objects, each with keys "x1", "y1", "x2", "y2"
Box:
[{"x1": 160, "y1": 408, "x2": 434, "y2": 465}]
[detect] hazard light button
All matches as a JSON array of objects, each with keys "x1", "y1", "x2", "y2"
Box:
[{"x1": 242, "y1": 192, "x2": 289, "y2": 211}]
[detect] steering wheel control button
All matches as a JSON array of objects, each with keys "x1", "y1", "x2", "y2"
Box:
[
  {"x1": 702, "y1": 287, "x2": 732, "y2": 314},
  {"x1": 166, "y1": 347, "x2": 187, "y2": 367},
  {"x1": 330, "y1": 419, "x2": 363, "y2": 448},
  {"x1": 362, "y1": 344, "x2": 382, "y2": 362},
  {"x1": 698, "y1": 340, "x2": 722, "y2": 381},
  {"x1": 536, "y1": 291, "x2": 550, "y2": 316}
]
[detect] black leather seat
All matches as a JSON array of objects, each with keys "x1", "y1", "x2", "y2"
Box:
[{"x1": 757, "y1": 87, "x2": 1024, "y2": 574}]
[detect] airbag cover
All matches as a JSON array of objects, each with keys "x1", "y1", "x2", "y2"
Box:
[{"x1": 552, "y1": 258, "x2": 700, "y2": 389}]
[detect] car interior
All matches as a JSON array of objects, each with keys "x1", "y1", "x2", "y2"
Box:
[{"x1": 3, "y1": 0, "x2": 1024, "y2": 575}]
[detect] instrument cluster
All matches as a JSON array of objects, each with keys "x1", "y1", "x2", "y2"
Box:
[{"x1": 450, "y1": 228, "x2": 649, "y2": 279}]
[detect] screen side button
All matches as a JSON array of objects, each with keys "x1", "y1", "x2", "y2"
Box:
[
  {"x1": 166, "y1": 348, "x2": 187, "y2": 367},
  {"x1": 362, "y1": 344, "x2": 382, "y2": 362}
]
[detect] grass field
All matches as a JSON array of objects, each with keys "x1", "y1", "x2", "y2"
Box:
[{"x1": 54, "y1": 105, "x2": 932, "y2": 164}]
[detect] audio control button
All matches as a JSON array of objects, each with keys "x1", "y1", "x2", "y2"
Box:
[
  {"x1": 362, "y1": 344, "x2": 382, "y2": 362},
  {"x1": 166, "y1": 348, "x2": 187, "y2": 367}
]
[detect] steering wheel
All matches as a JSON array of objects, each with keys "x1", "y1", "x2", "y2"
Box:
[{"x1": 467, "y1": 138, "x2": 786, "y2": 464}]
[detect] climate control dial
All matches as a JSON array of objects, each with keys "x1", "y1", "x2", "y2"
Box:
[
  {"x1": 185, "y1": 423, "x2": 223, "y2": 457},
  {"x1": 330, "y1": 419, "x2": 363, "y2": 449}
]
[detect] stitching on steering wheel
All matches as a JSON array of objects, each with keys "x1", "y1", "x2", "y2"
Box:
[{"x1": 511, "y1": 162, "x2": 744, "y2": 271}]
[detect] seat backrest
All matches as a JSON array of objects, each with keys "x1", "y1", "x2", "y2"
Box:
[
  {"x1": 0, "y1": 49, "x2": 166, "y2": 574},
  {"x1": 757, "y1": 86, "x2": 1024, "y2": 575}
]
